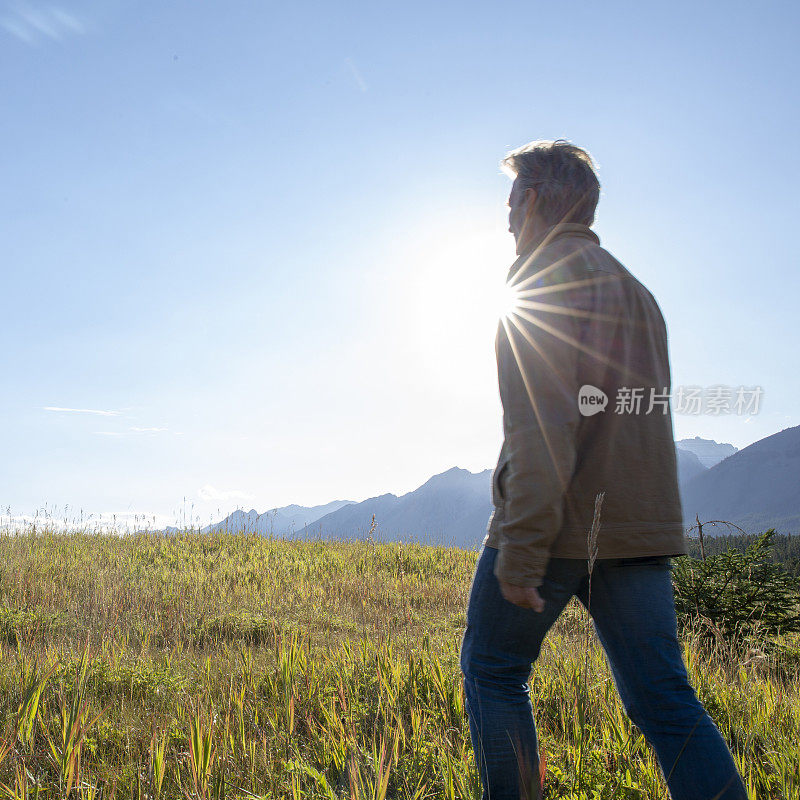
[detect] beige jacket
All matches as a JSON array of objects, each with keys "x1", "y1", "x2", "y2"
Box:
[{"x1": 485, "y1": 223, "x2": 687, "y2": 587}]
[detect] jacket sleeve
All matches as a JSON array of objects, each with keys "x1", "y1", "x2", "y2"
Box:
[{"x1": 492, "y1": 277, "x2": 583, "y2": 588}]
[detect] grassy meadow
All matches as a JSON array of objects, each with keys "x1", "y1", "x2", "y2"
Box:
[{"x1": 0, "y1": 528, "x2": 798, "y2": 799}]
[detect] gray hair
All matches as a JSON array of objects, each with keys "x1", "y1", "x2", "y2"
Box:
[{"x1": 501, "y1": 139, "x2": 600, "y2": 227}]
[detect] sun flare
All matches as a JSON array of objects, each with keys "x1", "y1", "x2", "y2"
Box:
[{"x1": 498, "y1": 281, "x2": 522, "y2": 319}]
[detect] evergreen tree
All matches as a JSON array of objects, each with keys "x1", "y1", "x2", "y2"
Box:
[{"x1": 673, "y1": 528, "x2": 800, "y2": 641}]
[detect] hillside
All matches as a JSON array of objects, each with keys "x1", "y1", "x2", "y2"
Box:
[
  {"x1": 676, "y1": 436, "x2": 738, "y2": 468},
  {"x1": 681, "y1": 425, "x2": 800, "y2": 533},
  {"x1": 202, "y1": 499, "x2": 353, "y2": 536},
  {"x1": 302, "y1": 466, "x2": 492, "y2": 548},
  {"x1": 676, "y1": 447, "x2": 707, "y2": 491}
]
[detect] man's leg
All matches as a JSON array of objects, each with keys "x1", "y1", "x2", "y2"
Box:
[
  {"x1": 583, "y1": 556, "x2": 747, "y2": 800},
  {"x1": 459, "y1": 545, "x2": 583, "y2": 800}
]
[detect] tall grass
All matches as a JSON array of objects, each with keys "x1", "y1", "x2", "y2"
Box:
[{"x1": 0, "y1": 526, "x2": 797, "y2": 798}]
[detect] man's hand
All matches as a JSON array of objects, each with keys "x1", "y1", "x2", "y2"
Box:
[{"x1": 499, "y1": 580, "x2": 545, "y2": 612}]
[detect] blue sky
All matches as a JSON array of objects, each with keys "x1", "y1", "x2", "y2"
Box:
[{"x1": 2, "y1": 0, "x2": 798, "y2": 528}]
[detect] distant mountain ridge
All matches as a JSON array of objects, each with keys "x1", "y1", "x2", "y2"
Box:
[
  {"x1": 680, "y1": 425, "x2": 800, "y2": 533},
  {"x1": 676, "y1": 436, "x2": 738, "y2": 468},
  {"x1": 198, "y1": 429, "x2": 799, "y2": 546},
  {"x1": 676, "y1": 448, "x2": 707, "y2": 492},
  {"x1": 674, "y1": 436, "x2": 739, "y2": 495},
  {"x1": 202, "y1": 499, "x2": 353, "y2": 537},
  {"x1": 303, "y1": 467, "x2": 492, "y2": 548}
]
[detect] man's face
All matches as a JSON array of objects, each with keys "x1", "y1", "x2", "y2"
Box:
[{"x1": 507, "y1": 178, "x2": 532, "y2": 245}]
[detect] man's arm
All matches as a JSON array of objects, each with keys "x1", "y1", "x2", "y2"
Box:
[{"x1": 493, "y1": 271, "x2": 583, "y2": 592}]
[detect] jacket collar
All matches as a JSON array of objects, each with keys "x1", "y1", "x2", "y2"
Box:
[{"x1": 510, "y1": 223, "x2": 600, "y2": 281}]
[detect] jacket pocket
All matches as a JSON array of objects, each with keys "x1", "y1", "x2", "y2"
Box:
[{"x1": 493, "y1": 459, "x2": 510, "y2": 503}]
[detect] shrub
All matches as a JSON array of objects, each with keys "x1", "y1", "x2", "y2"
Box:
[{"x1": 673, "y1": 528, "x2": 800, "y2": 641}]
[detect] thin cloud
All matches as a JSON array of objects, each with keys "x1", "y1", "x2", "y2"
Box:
[
  {"x1": 345, "y1": 57, "x2": 368, "y2": 92},
  {"x1": 198, "y1": 485, "x2": 254, "y2": 502},
  {"x1": 44, "y1": 406, "x2": 120, "y2": 416},
  {"x1": 94, "y1": 426, "x2": 170, "y2": 436},
  {"x1": 1, "y1": 3, "x2": 84, "y2": 44}
]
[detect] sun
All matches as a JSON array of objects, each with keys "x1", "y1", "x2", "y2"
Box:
[
  {"x1": 392, "y1": 221, "x2": 524, "y2": 378},
  {"x1": 498, "y1": 281, "x2": 522, "y2": 319}
]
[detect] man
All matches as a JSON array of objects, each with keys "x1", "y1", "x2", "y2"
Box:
[{"x1": 459, "y1": 139, "x2": 747, "y2": 800}]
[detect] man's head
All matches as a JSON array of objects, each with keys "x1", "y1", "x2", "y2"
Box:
[{"x1": 502, "y1": 139, "x2": 600, "y2": 255}]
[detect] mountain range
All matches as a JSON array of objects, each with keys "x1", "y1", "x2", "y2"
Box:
[
  {"x1": 675, "y1": 436, "x2": 738, "y2": 468},
  {"x1": 300, "y1": 467, "x2": 492, "y2": 548},
  {"x1": 200, "y1": 427, "x2": 799, "y2": 546},
  {"x1": 201, "y1": 500, "x2": 353, "y2": 537},
  {"x1": 679, "y1": 425, "x2": 800, "y2": 533}
]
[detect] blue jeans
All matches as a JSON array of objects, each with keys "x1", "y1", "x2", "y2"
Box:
[{"x1": 459, "y1": 545, "x2": 747, "y2": 800}]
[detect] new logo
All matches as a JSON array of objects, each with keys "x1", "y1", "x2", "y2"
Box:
[{"x1": 578, "y1": 385, "x2": 608, "y2": 416}]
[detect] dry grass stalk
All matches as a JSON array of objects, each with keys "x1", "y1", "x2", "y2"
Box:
[{"x1": 577, "y1": 491, "x2": 605, "y2": 794}]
